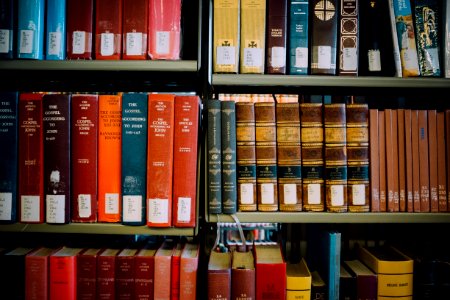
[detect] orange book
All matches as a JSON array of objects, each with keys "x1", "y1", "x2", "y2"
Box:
[
  {"x1": 378, "y1": 111, "x2": 386, "y2": 212},
  {"x1": 154, "y1": 240, "x2": 175, "y2": 299},
  {"x1": 437, "y1": 112, "x2": 447, "y2": 212},
  {"x1": 179, "y1": 243, "x2": 199, "y2": 300},
  {"x1": 98, "y1": 94, "x2": 122, "y2": 222},
  {"x1": 411, "y1": 110, "x2": 421, "y2": 212},
  {"x1": 427, "y1": 110, "x2": 438, "y2": 212},
  {"x1": 147, "y1": 93, "x2": 175, "y2": 227},
  {"x1": 418, "y1": 110, "x2": 430, "y2": 212}
]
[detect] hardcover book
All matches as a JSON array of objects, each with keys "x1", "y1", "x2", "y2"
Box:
[
  {"x1": 46, "y1": 0, "x2": 66, "y2": 60},
  {"x1": 135, "y1": 245, "x2": 157, "y2": 300},
  {"x1": 388, "y1": 0, "x2": 403, "y2": 77},
  {"x1": 66, "y1": 0, "x2": 93, "y2": 59},
  {"x1": 344, "y1": 259, "x2": 377, "y2": 300},
  {"x1": 207, "y1": 99, "x2": 223, "y2": 214},
  {"x1": 154, "y1": 240, "x2": 175, "y2": 300},
  {"x1": 437, "y1": 112, "x2": 447, "y2": 211},
  {"x1": 1, "y1": 247, "x2": 34, "y2": 300},
  {"x1": 95, "y1": 0, "x2": 122, "y2": 60},
  {"x1": 385, "y1": 109, "x2": 399, "y2": 212},
  {"x1": 369, "y1": 109, "x2": 380, "y2": 212},
  {"x1": 25, "y1": 247, "x2": 58, "y2": 300},
  {"x1": 418, "y1": 110, "x2": 430, "y2": 211},
  {"x1": 411, "y1": 110, "x2": 421, "y2": 212},
  {"x1": 288, "y1": 0, "x2": 309, "y2": 74},
  {"x1": 50, "y1": 247, "x2": 84, "y2": 300},
  {"x1": 266, "y1": 0, "x2": 288, "y2": 74},
  {"x1": 180, "y1": 243, "x2": 199, "y2": 300},
  {"x1": 286, "y1": 259, "x2": 312, "y2": 300},
  {"x1": 338, "y1": 0, "x2": 359, "y2": 76},
  {"x1": 0, "y1": 0, "x2": 15, "y2": 59},
  {"x1": 208, "y1": 251, "x2": 231, "y2": 300},
  {"x1": 122, "y1": 0, "x2": 148, "y2": 60},
  {"x1": 427, "y1": 110, "x2": 438, "y2": 212},
  {"x1": 116, "y1": 248, "x2": 138, "y2": 300},
  {"x1": 97, "y1": 248, "x2": 120, "y2": 300},
  {"x1": 171, "y1": 242, "x2": 183, "y2": 300},
  {"x1": 404, "y1": 110, "x2": 413, "y2": 212},
  {"x1": 17, "y1": 0, "x2": 44, "y2": 59},
  {"x1": 311, "y1": 271, "x2": 327, "y2": 300},
  {"x1": 379, "y1": 111, "x2": 387, "y2": 211},
  {"x1": 445, "y1": 0, "x2": 450, "y2": 78},
  {"x1": 232, "y1": 250, "x2": 255, "y2": 300},
  {"x1": 77, "y1": 248, "x2": 101, "y2": 300},
  {"x1": 398, "y1": 109, "x2": 406, "y2": 211},
  {"x1": 339, "y1": 263, "x2": 356, "y2": 300}
]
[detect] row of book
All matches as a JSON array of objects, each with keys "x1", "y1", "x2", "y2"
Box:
[
  {"x1": 0, "y1": 240, "x2": 199, "y2": 300},
  {"x1": 213, "y1": 0, "x2": 450, "y2": 77},
  {"x1": 0, "y1": 0, "x2": 182, "y2": 60},
  {"x1": 0, "y1": 92, "x2": 200, "y2": 227}
]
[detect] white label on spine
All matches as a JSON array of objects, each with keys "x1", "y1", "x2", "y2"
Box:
[
  {"x1": 403, "y1": 49, "x2": 419, "y2": 70},
  {"x1": 295, "y1": 47, "x2": 308, "y2": 68},
  {"x1": 352, "y1": 184, "x2": 366, "y2": 205},
  {"x1": 72, "y1": 31, "x2": 86, "y2": 54},
  {"x1": 308, "y1": 184, "x2": 321, "y2": 204},
  {"x1": 243, "y1": 48, "x2": 263, "y2": 67},
  {"x1": 261, "y1": 183, "x2": 275, "y2": 204},
  {"x1": 177, "y1": 197, "x2": 191, "y2": 222},
  {"x1": 271, "y1": 46, "x2": 286, "y2": 68},
  {"x1": 318, "y1": 46, "x2": 331, "y2": 69},
  {"x1": 48, "y1": 32, "x2": 61, "y2": 55},
  {"x1": 148, "y1": 198, "x2": 168, "y2": 224},
  {"x1": 78, "y1": 194, "x2": 92, "y2": 218},
  {"x1": 46, "y1": 195, "x2": 65, "y2": 223},
  {"x1": 240, "y1": 183, "x2": 254, "y2": 204},
  {"x1": 123, "y1": 195, "x2": 142, "y2": 222},
  {"x1": 126, "y1": 32, "x2": 143, "y2": 55},
  {"x1": 0, "y1": 30, "x2": 10, "y2": 53},
  {"x1": 331, "y1": 185, "x2": 344, "y2": 206},
  {"x1": 283, "y1": 184, "x2": 297, "y2": 204},
  {"x1": 101, "y1": 33, "x2": 114, "y2": 56},
  {"x1": 0, "y1": 193, "x2": 12, "y2": 220},
  {"x1": 368, "y1": 49, "x2": 381, "y2": 71},
  {"x1": 21, "y1": 195, "x2": 40, "y2": 222},
  {"x1": 19, "y1": 30, "x2": 33, "y2": 54},
  {"x1": 217, "y1": 46, "x2": 236, "y2": 65},
  {"x1": 343, "y1": 48, "x2": 357, "y2": 70},
  {"x1": 156, "y1": 31, "x2": 170, "y2": 54},
  {"x1": 105, "y1": 193, "x2": 119, "y2": 214}
]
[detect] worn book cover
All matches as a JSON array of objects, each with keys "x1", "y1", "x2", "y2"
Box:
[
  {"x1": 17, "y1": 0, "x2": 44, "y2": 59},
  {"x1": 46, "y1": 0, "x2": 66, "y2": 60},
  {"x1": 338, "y1": 0, "x2": 359, "y2": 75},
  {"x1": 180, "y1": 243, "x2": 199, "y2": 300},
  {"x1": 207, "y1": 99, "x2": 223, "y2": 214},
  {"x1": 95, "y1": 0, "x2": 122, "y2": 59},
  {"x1": 122, "y1": 0, "x2": 148, "y2": 60},
  {"x1": 232, "y1": 250, "x2": 255, "y2": 300},
  {"x1": 266, "y1": 0, "x2": 288, "y2": 74},
  {"x1": 208, "y1": 251, "x2": 231, "y2": 300},
  {"x1": 222, "y1": 100, "x2": 238, "y2": 214},
  {"x1": 66, "y1": 0, "x2": 93, "y2": 59}
]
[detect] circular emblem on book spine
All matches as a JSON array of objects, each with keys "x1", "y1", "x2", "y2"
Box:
[{"x1": 314, "y1": 0, "x2": 336, "y2": 21}]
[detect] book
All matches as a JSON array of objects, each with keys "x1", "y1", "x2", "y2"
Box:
[
  {"x1": 411, "y1": 110, "x2": 421, "y2": 212},
  {"x1": 418, "y1": 110, "x2": 430, "y2": 211},
  {"x1": 398, "y1": 109, "x2": 406, "y2": 211},
  {"x1": 311, "y1": 271, "x2": 327, "y2": 300},
  {"x1": 315, "y1": 230, "x2": 341, "y2": 300},
  {"x1": 213, "y1": 0, "x2": 240, "y2": 73},
  {"x1": 148, "y1": 0, "x2": 181, "y2": 60},
  {"x1": 379, "y1": 111, "x2": 387, "y2": 211},
  {"x1": 437, "y1": 112, "x2": 447, "y2": 212},
  {"x1": 66, "y1": 0, "x2": 93, "y2": 59},
  {"x1": 207, "y1": 99, "x2": 223, "y2": 214},
  {"x1": 43, "y1": 93, "x2": 71, "y2": 224},
  {"x1": 388, "y1": 0, "x2": 404, "y2": 77},
  {"x1": 385, "y1": 109, "x2": 399, "y2": 212},
  {"x1": 46, "y1": 0, "x2": 66, "y2": 60},
  {"x1": 171, "y1": 242, "x2": 183, "y2": 300},
  {"x1": 447, "y1": 111, "x2": 450, "y2": 211},
  {"x1": 0, "y1": 0, "x2": 15, "y2": 59},
  {"x1": 122, "y1": 0, "x2": 148, "y2": 60},
  {"x1": 427, "y1": 110, "x2": 438, "y2": 212},
  {"x1": 121, "y1": 93, "x2": 148, "y2": 225},
  {"x1": 17, "y1": 0, "x2": 44, "y2": 59},
  {"x1": 445, "y1": 0, "x2": 450, "y2": 78},
  {"x1": 135, "y1": 245, "x2": 157, "y2": 300},
  {"x1": 71, "y1": 94, "x2": 98, "y2": 223},
  {"x1": 232, "y1": 250, "x2": 255, "y2": 300},
  {"x1": 1, "y1": 247, "x2": 34, "y2": 300},
  {"x1": 369, "y1": 109, "x2": 380, "y2": 212},
  {"x1": 98, "y1": 94, "x2": 122, "y2": 223},
  {"x1": 339, "y1": 263, "x2": 356, "y2": 300},
  {"x1": 116, "y1": 248, "x2": 138, "y2": 300},
  {"x1": 50, "y1": 247, "x2": 84, "y2": 300},
  {"x1": 344, "y1": 259, "x2": 377, "y2": 300},
  {"x1": 288, "y1": 0, "x2": 309, "y2": 75},
  {"x1": 286, "y1": 258, "x2": 312, "y2": 300},
  {"x1": 154, "y1": 240, "x2": 175, "y2": 300},
  {"x1": 338, "y1": 0, "x2": 359, "y2": 76},
  {"x1": 0, "y1": 92, "x2": 18, "y2": 223},
  {"x1": 255, "y1": 244, "x2": 286, "y2": 299},
  {"x1": 146, "y1": 93, "x2": 175, "y2": 227},
  {"x1": 405, "y1": 110, "x2": 414, "y2": 212},
  {"x1": 18, "y1": 93, "x2": 44, "y2": 223},
  {"x1": 208, "y1": 251, "x2": 231, "y2": 300},
  {"x1": 97, "y1": 248, "x2": 120, "y2": 300},
  {"x1": 95, "y1": 0, "x2": 122, "y2": 60},
  {"x1": 77, "y1": 248, "x2": 101, "y2": 300},
  {"x1": 266, "y1": 0, "x2": 288, "y2": 74},
  {"x1": 180, "y1": 243, "x2": 199, "y2": 300},
  {"x1": 173, "y1": 95, "x2": 200, "y2": 227},
  {"x1": 25, "y1": 247, "x2": 58, "y2": 300}
]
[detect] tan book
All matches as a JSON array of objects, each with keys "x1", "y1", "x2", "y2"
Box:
[
  {"x1": 418, "y1": 110, "x2": 430, "y2": 212},
  {"x1": 397, "y1": 109, "x2": 406, "y2": 212},
  {"x1": 427, "y1": 110, "x2": 438, "y2": 212},
  {"x1": 411, "y1": 110, "x2": 421, "y2": 212},
  {"x1": 385, "y1": 109, "x2": 396, "y2": 212},
  {"x1": 379, "y1": 111, "x2": 387, "y2": 212},
  {"x1": 392, "y1": 110, "x2": 400, "y2": 212},
  {"x1": 437, "y1": 112, "x2": 447, "y2": 212},
  {"x1": 404, "y1": 110, "x2": 413, "y2": 212},
  {"x1": 369, "y1": 109, "x2": 380, "y2": 212}
]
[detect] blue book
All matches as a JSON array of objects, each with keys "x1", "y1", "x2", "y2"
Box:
[
  {"x1": 46, "y1": 0, "x2": 66, "y2": 60},
  {"x1": 0, "y1": 0, "x2": 15, "y2": 59},
  {"x1": 17, "y1": 0, "x2": 45, "y2": 59},
  {"x1": 288, "y1": 0, "x2": 309, "y2": 74},
  {"x1": 327, "y1": 231, "x2": 341, "y2": 300},
  {"x1": 0, "y1": 92, "x2": 18, "y2": 223},
  {"x1": 121, "y1": 93, "x2": 148, "y2": 225}
]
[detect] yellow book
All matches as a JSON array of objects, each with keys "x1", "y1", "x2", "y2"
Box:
[{"x1": 286, "y1": 258, "x2": 311, "y2": 300}]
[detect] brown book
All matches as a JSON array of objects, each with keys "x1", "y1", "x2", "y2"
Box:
[
  {"x1": 338, "y1": 0, "x2": 359, "y2": 76},
  {"x1": 266, "y1": 0, "x2": 288, "y2": 74},
  {"x1": 154, "y1": 240, "x2": 175, "y2": 300},
  {"x1": 404, "y1": 110, "x2": 414, "y2": 212},
  {"x1": 135, "y1": 245, "x2": 157, "y2": 300},
  {"x1": 77, "y1": 248, "x2": 101, "y2": 300},
  {"x1": 428, "y1": 110, "x2": 439, "y2": 212},
  {"x1": 392, "y1": 110, "x2": 400, "y2": 212},
  {"x1": 369, "y1": 109, "x2": 380, "y2": 212},
  {"x1": 447, "y1": 110, "x2": 450, "y2": 211},
  {"x1": 232, "y1": 251, "x2": 255, "y2": 300},
  {"x1": 276, "y1": 102, "x2": 302, "y2": 211},
  {"x1": 418, "y1": 110, "x2": 430, "y2": 212},
  {"x1": 411, "y1": 110, "x2": 421, "y2": 212},
  {"x1": 208, "y1": 251, "x2": 231, "y2": 300},
  {"x1": 437, "y1": 112, "x2": 447, "y2": 212},
  {"x1": 378, "y1": 111, "x2": 386, "y2": 212},
  {"x1": 97, "y1": 248, "x2": 120, "y2": 300},
  {"x1": 116, "y1": 248, "x2": 138, "y2": 300},
  {"x1": 397, "y1": 109, "x2": 406, "y2": 212},
  {"x1": 384, "y1": 109, "x2": 396, "y2": 212}
]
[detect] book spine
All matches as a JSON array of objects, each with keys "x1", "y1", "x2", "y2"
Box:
[
  {"x1": 0, "y1": 92, "x2": 18, "y2": 223},
  {"x1": 173, "y1": 96, "x2": 200, "y2": 227},
  {"x1": 437, "y1": 112, "x2": 447, "y2": 211},
  {"x1": 388, "y1": 0, "x2": 404, "y2": 77},
  {"x1": 135, "y1": 254, "x2": 155, "y2": 300},
  {"x1": 392, "y1": 110, "x2": 400, "y2": 212},
  {"x1": 276, "y1": 102, "x2": 302, "y2": 211},
  {"x1": 221, "y1": 100, "x2": 238, "y2": 214},
  {"x1": 208, "y1": 270, "x2": 231, "y2": 300},
  {"x1": 213, "y1": 0, "x2": 240, "y2": 73},
  {"x1": 97, "y1": 255, "x2": 116, "y2": 300},
  {"x1": 256, "y1": 259, "x2": 286, "y2": 299},
  {"x1": 398, "y1": 109, "x2": 406, "y2": 212},
  {"x1": 207, "y1": 100, "x2": 223, "y2": 214},
  {"x1": 404, "y1": 110, "x2": 414, "y2": 212},
  {"x1": 171, "y1": 252, "x2": 181, "y2": 300},
  {"x1": 154, "y1": 255, "x2": 172, "y2": 299},
  {"x1": 95, "y1": 0, "x2": 122, "y2": 60},
  {"x1": 447, "y1": 111, "x2": 450, "y2": 211},
  {"x1": 338, "y1": 0, "x2": 359, "y2": 75},
  {"x1": 25, "y1": 255, "x2": 49, "y2": 300},
  {"x1": 46, "y1": 0, "x2": 66, "y2": 60},
  {"x1": 411, "y1": 110, "x2": 421, "y2": 212},
  {"x1": 266, "y1": 0, "x2": 288, "y2": 74},
  {"x1": 121, "y1": 93, "x2": 148, "y2": 225},
  {"x1": 232, "y1": 268, "x2": 256, "y2": 300},
  {"x1": 428, "y1": 110, "x2": 438, "y2": 212},
  {"x1": 288, "y1": 0, "x2": 309, "y2": 75},
  {"x1": 71, "y1": 94, "x2": 98, "y2": 222},
  {"x1": 66, "y1": 0, "x2": 93, "y2": 59},
  {"x1": 445, "y1": 0, "x2": 450, "y2": 78},
  {"x1": 255, "y1": 101, "x2": 278, "y2": 211},
  {"x1": 0, "y1": 0, "x2": 15, "y2": 59},
  {"x1": 50, "y1": 256, "x2": 77, "y2": 300},
  {"x1": 379, "y1": 111, "x2": 387, "y2": 211},
  {"x1": 240, "y1": 0, "x2": 266, "y2": 74},
  {"x1": 122, "y1": 0, "x2": 148, "y2": 60},
  {"x1": 385, "y1": 109, "x2": 400, "y2": 212},
  {"x1": 116, "y1": 255, "x2": 136, "y2": 299},
  {"x1": 369, "y1": 109, "x2": 380, "y2": 212},
  {"x1": 17, "y1": 0, "x2": 44, "y2": 59},
  {"x1": 147, "y1": 94, "x2": 174, "y2": 227},
  {"x1": 98, "y1": 95, "x2": 122, "y2": 223},
  {"x1": 18, "y1": 93, "x2": 44, "y2": 223},
  {"x1": 418, "y1": 110, "x2": 430, "y2": 211},
  {"x1": 179, "y1": 246, "x2": 199, "y2": 300},
  {"x1": 236, "y1": 102, "x2": 257, "y2": 211},
  {"x1": 324, "y1": 104, "x2": 347, "y2": 212},
  {"x1": 43, "y1": 94, "x2": 71, "y2": 224},
  {"x1": 346, "y1": 104, "x2": 369, "y2": 212},
  {"x1": 300, "y1": 103, "x2": 325, "y2": 211},
  {"x1": 77, "y1": 254, "x2": 97, "y2": 299}
]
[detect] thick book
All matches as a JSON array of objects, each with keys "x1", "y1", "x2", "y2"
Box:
[
  {"x1": 17, "y1": 0, "x2": 44, "y2": 59},
  {"x1": 148, "y1": 0, "x2": 181, "y2": 60},
  {"x1": 122, "y1": 0, "x2": 148, "y2": 60},
  {"x1": 1, "y1": 247, "x2": 34, "y2": 300},
  {"x1": 43, "y1": 93, "x2": 71, "y2": 224},
  {"x1": 18, "y1": 93, "x2": 44, "y2": 223},
  {"x1": 344, "y1": 259, "x2": 377, "y2": 300},
  {"x1": 25, "y1": 247, "x2": 58, "y2": 300},
  {"x1": 404, "y1": 110, "x2": 414, "y2": 212},
  {"x1": 437, "y1": 112, "x2": 447, "y2": 212},
  {"x1": 116, "y1": 248, "x2": 138, "y2": 300},
  {"x1": 71, "y1": 94, "x2": 98, "y2": 223},
  {"x1": 0, "y1": 92, "x2": 18, "y2": 223},
  {"x1": 207, "y1": 99, "x2": 223, "y2": 214},
  {"x1": 173, "y1": 95, "x2": 200, "y2": 227},
  {"x1": 213, "y1": 0, "x2": 240, "y2": 73},
  {"x1": 180, "y1": 243, "x2": 199, "y2": 300},
  {"x1": 0, "y1": 0, "x2": 15, "y2": 59},
  {"x1": 266, "y1": 0, "x2": 288, "y2": 74},
  {"x1": 254, "y1": 244, "x2": 286, "y2": 299},
  {"x1": 428, "y1": 110, "x2": 438, "y2": 212},
  {"x1": 46, "y1": 0, "x2": 66, "y2": 60},
  {"x1": 340, "y1": 263, "x2": 356, "y2": 300},
  {"x1": 338, "y1": 0, "x2": 359, "y2": 76},
  {"x1": 418, "y1": 110, "x2": 430, "y2": 211},
  {"x1": 135, "y1": 245, "x2": 157, "y2": 300},
  {"x1": 98, "y1": 94, "x2": 122, "y2": 223},
  {"x1": 171, "y1": 242, "x2": 183, "y2": 300},
  {"x1": 97, "y1": 248, "x2": 120, "y2": 300},
  {"x1": 146, "y1": 93, "x2": 175, "y2": 227},
  {"x1": 95, "y1": 0, "x2": 122, "y2": 60},
  {"x1": 121, "y1": 93, "x2": 148, "y2": 225},
  {"x1": 154, "y1": 240, "x2": 175, "y2": 300},
  {"x1": 369, "y1": 109, "x2": 380, "y2": 212},
  {"x1": 66, "y1": 0, "x2": 93, "y2": 59},
  {"x1": 286, "y1": 259, "x2": 312, "y2": 300},
  {"x1": 232, "y1": 251, "x2": 255, "y2": 300},
  {"x1": 208, "y1": 251, "x2": 232, "y2": 300},
  {"x1": 77, "y1": 248, "x2": 101, "y2": 300},
  {"x1": 50, "y1": 247, "x2": 84, "y2": 300},
  {"x1": 288, "y1": 0, "x2": 309, "y2": 74}
]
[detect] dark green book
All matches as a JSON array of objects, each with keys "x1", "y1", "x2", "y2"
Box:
[
  {"x1": 221, "y1": 100, "x2": 237, "y2": 214},
  {"x1": 289, "y1": 0, "x2": 309, "y2": 74},
  {"x1": 207, "y1": 99, "x2": 222, "y2": 214}
]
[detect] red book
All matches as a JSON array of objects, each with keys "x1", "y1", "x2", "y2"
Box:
[
  {"x1": 208, "y1": 251, "x2": 231, "y2": 300},
  {"x1": 254, "y1": 244, "x2": 286, "y2": 300},
  {"x1": 18, "y1": 93, "x2": 44, "y2": 223},
  {"x1": 135, "y1": 245, "x2": 158, "y2": 300},
  {"x1": 147, "y1": 93, "x2": 175, "y2": 227},
  {"x1": 171, "y1": 243, "x2": 184, "y2": 300},
  {"x1": 25, "y1": 248, "x2": 57, "y2": 300},
  {"x1": 148, "y1": 0, "x2": 181, "y2": 60},
  {"x1": 95, "y1": 0, "x2": 122, "y2": 60},
  {"x1": 116, "y1": 248, "x2": 138, "y2": 300},
  {"x1": 50, "y1": 247, "x2": 84, "y2": 300},
  {"x1": 77, "y1": 248, "x2": 101, "y2": 300},
  {"x1": 154, "y1": 241, "x2": 175, "y2": 300},
  {"x1": 172, "y1": 96, "x2": 200, "y2": 228},
  {"x1": 66, "y1": 0, "x2": 94, "y2": 59},
  {"x1": 123, "y1": 0, "x2": 148, "y2": 60},
  {"x1": 71, "y1": 94, "x2": 98, "y2": 223},
  {"x1": 97, "y1": 248, "x2": 120, "y2": 300},
  {"x1": 179, "y1": 243, "x2": 199, "y2": 300}
]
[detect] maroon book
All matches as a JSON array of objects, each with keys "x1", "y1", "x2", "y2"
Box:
[
  {"x1": 116, "y1": 248, "x2": 138, "y2": 300},
  {"x1": 265, "y1": 0, "x2": 288, "y2": 74},
  {"x1": 71, "y1": 94, "x2": 98, "y2": 223},
  {"x1": 135, "y1": 246, "x2": 157, "y2": 300},
  {"x1": 66, "y1": 0, "x2": 94, "y2": 59},
  {"x1": 97, "y1": 248, "x2": 120, "y2": 300},
  {"x1": 25, "y1": 247, "x2": 58, "y2": 300},
  {"x1": 77, "y1": 248, "x2": 101, "y2": 300}
]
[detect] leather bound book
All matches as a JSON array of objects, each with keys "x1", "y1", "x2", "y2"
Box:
[
  {"x1": 266, "y1": 0, "x2": 288, "y2": 74},
  {"x1": 288, "y1": 0, "x2": 309, "y2": 75},
  {"x1": 95, "y1": 0, "x2": 122, "y2": 60},
  {"x1": 208, "y1": 251, "x2": 231, "y2": 300},
  {"x1": 378, "y1": 111, "x2": 386, "y2": 212},
  {"x1": 207, "y1": 99, "x2": 223, "y2": 214},
  {"x1": 397, "y1": 109, "x2": 406, "y2": 212},
  {"x1": 77, "y1": 248, "x2": 101, "y2": 300},
  {"x1": 173, "y1": 96, "x2": 200, "y2": 227},
  {"x1": 276, "y1": 102, "x2": 302, "y2": 211},
  {"x1": 0, "y1": 0, "x2": 15, "y2": 59},
  {"x1": 404, "y1": 110, "x2": 414, "y2": 212},
  {"x1": 1, "y1": 247, "x2": 34, "y2": 300},
  {"x1": 236, "y1": 101, "x2": 257, "y2": 211},
  {"x1": 369, "y1": 109, "x2": 380, "y2": 212},
  {"x1": 43, "y1": 93, "x2": 71, "y2": 224},
  {"x1": 66, "y1": 0, "x2": 93, "y2": 59},
  {"x1": 97, "y1": 248, "x2": 120, "y2": 300},
  {"x1": 116, "y1": 248, "x2": 138, "y2": 300},
  {"x1": 286, "y1": 259, "x2": 312, "y2": 300},
  {"x1": 338, "y1": 0, "x2": 359, "y2": 76},
  {"x1": 50, "y1": 247, "x2": 84, "y2": 300},
  {"x1": 437, "y1": 112, "x2": 447, "y2": 212},
  {"x1": 310, "y1": 0, "x2": 338, "y2": 75},
  {"x1": 135, "y1": 245, "x2": 157, "y2": 300},
  {"x1": 232, "y1": 251, "x2": 255, "y2": 300},
  {"x1": 18, "y1": 93, "x2": 44, "y2": 223},
  {"x1": 154, "y1": 241, "x2": 175, "y2": 300},
  {"x1": 427, "y1": 110, "x2": 439, "y2": 212},
  {"x1": 418, "y1": 110, "x2": 430, "y2": 212},
  {"x1": 411, "y1": 110, "x2": 421, "y2": 212},
  {"x1": 254, "y1": 244, "x2": 286, "y2": 300},
  {"x1": 25, "y1": 247, "x2": 58, "y2": 300},
  {"x1": 122, "y1": 0, "x2": 148, "y2": 60},
  {"x1": 180, "y1": 243, "x2": 199, "y2": 300}
]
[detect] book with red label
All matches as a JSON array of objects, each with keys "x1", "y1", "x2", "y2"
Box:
[
  {"x1": 25, "y1": 247, "x2": 58, "y2": 300},
  {"x1": 147, "y1": 93, "x2": 175, "y2": 227},
  {"x1": 1, "y1": 247, "x2": 34, "y2": 300},
  {"x1": 66, "y1": 0, "x2": 94, "y2": 59},
  {"x1": 180, "y1": 242, "x2": 199, "y2": 300},
  {"x1": 148, "y1": 0, "x2": 181, "y2": 60},
  {"x1": 97, "y1": 248, "x2": 120, "y2": 300},
  {"x1": 173, "y1": 95, "x2": 200, "y2": 227},
  {"x1": 123, "y1": 0, "x2": 148, "y2": 60},
  {"x1": 50, "y1": 247, "x2": 84, "y2": 300},
  {"x1": 18, "y1": 93, "x2": 44, "y2": 223},
  {"x1": 77, "y1": 248, "x2": 101, "y2": 300},
  {"x1": 95, "y1": 0, "x2": 122, "y2": 60},
  {"x1": 171, "y1": 242, "x2": 184, "y2": 300},
  {"x1": 116, "y1": 247, "x2": 138, "y2": 300},
  {"x1": 154, "y1": 240, "x2": 175, "y2": 300},
  {"x1": 71, "y1": 94, "x2": 98, "y2": 223},
  {"x1": 135, "y1": 244, "x2": 158, "y2": 300},
  {"x1": 98, "y1": 94, "x2": 122, "y2": 223},
  {"x1": 255, "y1": 244, "x2": 286, "y2": 300}
]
